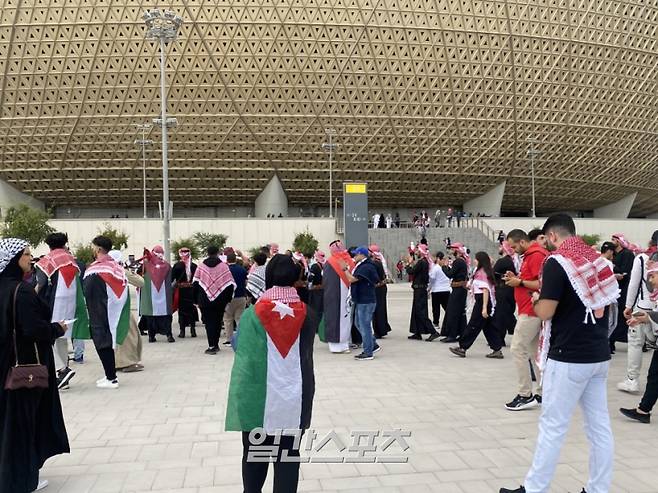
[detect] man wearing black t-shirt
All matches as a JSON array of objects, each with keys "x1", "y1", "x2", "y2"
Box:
[{"x1": 500, "y1": 214, "x2": 619, "y2": 493}]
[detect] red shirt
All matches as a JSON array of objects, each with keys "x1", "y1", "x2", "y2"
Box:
[{"x1": 515, "y1": 243, "x2": 548, "y2": 317}]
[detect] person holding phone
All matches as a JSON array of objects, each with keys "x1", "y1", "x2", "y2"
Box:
[{"x1": 620, "y1": 261, "x2": 658, "y2": 423}]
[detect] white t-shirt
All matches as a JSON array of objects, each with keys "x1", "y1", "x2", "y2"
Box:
[{"x1": 429, "y1": 263, "x2": 451, "y2": 293}]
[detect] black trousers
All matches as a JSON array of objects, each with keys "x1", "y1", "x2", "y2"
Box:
[
  {"x1": 409, "y1": 287, "x2": 438, "y2": 335},
  {"x1": 640, "y1": 350, "x2": 658, "y2": 413},
  {"x1": 430, "y1": 291, "x2": 450, "y2": 325},
  {"x1": 459, "y1": 294, "x2": 503, "y2": 351},
  {"x1": 242, "y1": 432, "x2": 302, "y2": 493},
  {"x1": 200, "y1": 297, "x2": 231, "y2": 348},
  {"x1": 441, "y1": 287, "x2": 467, "y2": 338},
  {"x1": 97, "y1": 347, "x2": 117, "y2": 381}
]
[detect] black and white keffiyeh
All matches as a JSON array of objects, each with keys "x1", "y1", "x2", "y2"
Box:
[{"x1": 0, "y1": 238, "x2": 29, "y2": 274}]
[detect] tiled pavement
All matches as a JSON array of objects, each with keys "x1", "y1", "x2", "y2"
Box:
[{"x1": 42, "y1": 284, "x2": 658, "y2": 492}]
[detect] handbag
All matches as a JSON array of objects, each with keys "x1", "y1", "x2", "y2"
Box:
[{"x1": 4, "y1": 283, "x2": 49, "y2": 390}]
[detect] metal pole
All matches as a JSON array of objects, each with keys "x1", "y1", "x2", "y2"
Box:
[
  {"x1": 160, "y1": 37, "x2": 171, "y2": 261},
  {"x1": 328, "y1": 132, "x2": 333, "y2": 218},
  {"x1": 142, "y1": 127, "x2": 148, "y2": 218},
  {"x1": 531, "y1": 153, "x2": 536, "y2": 218}
]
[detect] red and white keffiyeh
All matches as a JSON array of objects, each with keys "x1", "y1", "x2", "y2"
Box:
[
  {"x1": 84, "y1": 253, "x2": 127, "y2": 285},
  {"x1": 260, "y1": 286, "x2": 301, "y2": 304},
  {"x1": 450, "y1": 242, "x2": 471, "y2": 267},
  {"x1": 612, "y1": 233, "x2": 630, "y2": 249},
  {"x1": 193, "y1": 261, "x2": 236, "y2": 301},
  {"x1": 369, "y1": 244, "x2": 390, "y2": 277},
  {"x1": 471, "y1": 268, "x2": 496, "y2": 314},
  {"x1": 501, "y1": 241, "x2": 521, "y2": 273},
  {"x1": 179, "y1": 248, "x2": 193, "y2": 281},
  {"x1": 36, "y1": 248, "x2": 79, "y2": 278},
  {"x1": 536, "y1": 235, "x2": 619, "y2": 370},
  {"x1": 416, "y1": 244, "x2": 432, "y2": 263}
]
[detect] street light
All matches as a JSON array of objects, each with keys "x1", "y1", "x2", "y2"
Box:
[
  {"x1": 143, "y1": 8, "x2": 183, "y2": 262},
  {"x1": 322, "y1": 128, "x2": 337, "y2": 218},
  {"x1": 527, "y1": 138, "x2": 541, "y2": 218},
  {"x1": 134, "y1": 123, "x2": 153, "y2": 219}
]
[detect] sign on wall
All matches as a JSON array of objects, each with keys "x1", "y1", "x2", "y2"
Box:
[{"x1": 343, "y1": 182, "x2": 368, "y2": 248}]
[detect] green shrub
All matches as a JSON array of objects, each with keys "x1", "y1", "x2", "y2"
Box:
[
  {"x1": 1, "y1": 204, "x2": 54, "y2": 247},
  {"x1": 193, "y1": 232, "x2": 228, "y2": 253},
  {"x1": 293, "y1": 230, "x2": 318, "y2": 257},
  {"x1": 171, "y1": 238, "x2": 201, "y2": 261}
]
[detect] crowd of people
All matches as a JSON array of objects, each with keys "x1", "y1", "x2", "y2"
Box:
[{"x1": 1, "y1": 214, "x2": 657, "y2": 492}]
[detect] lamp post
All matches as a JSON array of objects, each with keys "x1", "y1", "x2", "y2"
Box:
[
  {"x1": 527, "y1": 138, "x2": 541, "y2": 218},
  {"x1": 143, "y1": 8, "x2": 183, "y2": 262},
  {"x1": 134, "y1": 123, "x2": 153, "y2": 219},
  {"x1": 322, "y1": 128, "x2": 337, "y2": 218}
]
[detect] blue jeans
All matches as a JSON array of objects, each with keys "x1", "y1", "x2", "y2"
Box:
[
  {"x1": 354, "y1": 303, "x2": 376, "y2": 356},
  {"x1": 73, "y1": 339, "x2": 85, "y2": 359}
]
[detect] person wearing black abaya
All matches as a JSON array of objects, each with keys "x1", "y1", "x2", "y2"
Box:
[
  {"x1": 440, "y1": 243, "x2": 469, "y2": 343},
  {"x1": 406, "y1": 245, "x2": 440, "y2": 342},
  {"x1": 371, "y1": 253, "x2": 392, "y2": 338},
  {"x1": 491, "y1": 248, "x2": 518, "y2": 344},
  {"x1": 308, "y1": 251, "x2": 325, "y2": 318},
  {"x1": 0, "y1": 238, "x2": 69, "y2": 493}
]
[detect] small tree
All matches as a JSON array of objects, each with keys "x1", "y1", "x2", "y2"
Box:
[
  {"x1": 293, "y1": 230, "x2": 319, "y2": 257},
  {"x1": 98, "y1": 223, "x2": 129, "y2": 250},
  {"x1": 1, "y1": 204, "x2": 54, "y2": 247},
  {"x1": 193, "y1": 232, "x2": 228, "y2": 252},
  {"x1": 171, "y1": 237, "x2": 201, "y2": 261},
  {"x1": 580, "y1": 234, "x2": 600, "y2": 247},
  {"x1": 248, "y1": 245, "x2": 265, "y2": 259},
  {"x1": 73, "y1": 243, "x2": 95, "y2": 266}
]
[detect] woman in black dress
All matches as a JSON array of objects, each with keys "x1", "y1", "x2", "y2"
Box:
[
  {"x1": 171, "y1": 247, "x2": 199, "y2": 338},
  {"x1": 0, "y1": 238, "x2": 69, "y2": 492}
]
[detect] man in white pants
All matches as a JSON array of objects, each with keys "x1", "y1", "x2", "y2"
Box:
[
  {"x1": 500, "y1": 214, "x2": 620, "y2": 493},
  {"x1": 618, "y1": 230, "x2": 658, "y2": 393}
]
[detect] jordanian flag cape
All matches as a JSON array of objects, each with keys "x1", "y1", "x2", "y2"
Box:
[
  {"x1": 139, "y1": 249, "x2": 173, "y2": 316},
  {"x1": 35, "y1": 249, "x2": 89, "y2": 339},
  {"x1": 81, "y1": 254, "x2": 130, "y2": 348},
  {"x1": 319, "y1": 251, "x2": 354, "y2": 343},
  {"x1": 226, "y1": 288, "x2": 316, "y2": 434}
]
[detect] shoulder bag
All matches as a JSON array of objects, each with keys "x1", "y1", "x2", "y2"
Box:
[{"x1": 4, "y1": 283, "x2": 49, "y2": 390}]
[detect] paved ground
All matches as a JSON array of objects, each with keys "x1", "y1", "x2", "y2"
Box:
[{"x1": 42, "y1": 284, "x2": 657, "y2": 493}]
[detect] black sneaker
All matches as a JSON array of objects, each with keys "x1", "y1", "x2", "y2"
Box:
[
  {"x1": 56, "y1": 367, "x2": 76, "y2": 390},
  {"x1": 619, "y1": 407, "x2": 651, "y2": 423},
  {"x1": 373, "y1": 344, "x2": 381, "y2": 354},
  {"x1": 148, "y1": 337, "x2": 156, "y2": 343},
  {"x1": 441, "y1": 337, "x2": 458, "y2": 343},
  {"x1": 534, "y1": 394, "x2": 542, "y2": 405},
  {"x1": 499, "y1": 486, "x2": 525, "y2": 493},
  {"x1": 205, "y1": 347, "x2": 219, "y2": 355},
  {"x1": 449, "y1": 347, "x2": 466, "y2": 358},
  {"x1": 354, "y1": 352, "x2": 374, "y2": 361},
  {"x1": 505, "y1": 394, "x2": 538, "y2": 411},
  {"x1": 72, "y1": 355, "x2": 84, "y2": 364},
  {"x1": 349, "y1": 343, "x2": 362, "y2": 349},
  {"x1": 408, "y1": 333, "x2": 422, "y2": 340},
  {"x1": 426, "y1": 333, "x2": 440, "y2": 342},
  {"x1": 167, "y1": 335, "x2": 176, "y2": 343},
  {"x1": 222, "y1": 341, "x2": 232, "y2": 346}
]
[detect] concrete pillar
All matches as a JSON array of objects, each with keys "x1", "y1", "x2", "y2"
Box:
[
  {"x1": 593, "y1": 192, "x2": 637, "y2": 219},
  {"x1": 464, "y1": 181, "x2": 506, "y2": 217},
  {"x1": 255, "y1": 174, "x2": 288, "y2": 218},
  {"x1": 0, "y1": 179, "x2": 45, "y2": 218}
]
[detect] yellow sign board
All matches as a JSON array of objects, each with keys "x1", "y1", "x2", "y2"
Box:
[{"x1": 345, "y1": 183, "x2": 366, "y2": 194}]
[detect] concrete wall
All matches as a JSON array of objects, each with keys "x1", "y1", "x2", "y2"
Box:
[
  {"x1": 464, "y1": 181, "x2": 505, "y2": 217},
  {"x1": 0, "y1": 179, "x2": 44, "y2": 216},
  {"x1": 38, "y1": 218, "x2": 339, "y2": 258},
  {"x1": 483, "y1": 217, "x2": 658, "y2": 246}
]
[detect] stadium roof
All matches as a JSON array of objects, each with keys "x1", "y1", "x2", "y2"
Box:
[{"x1": 0, "y1": 1, "x2": 657, "y2": 214}]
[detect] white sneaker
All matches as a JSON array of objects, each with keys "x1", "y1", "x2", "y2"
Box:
[
  {"x1": 617, "y1": 378, "x2": 640, "y2": 393},
  {"x1": 34, "y1": 479, "x2": 48, "y2": 491},
  {"x1": 96, "y1": 376, "x2": 107, "y2": 385},
  {"x1": 96, "y1": 378, "x2": 119, "y2": 389}
]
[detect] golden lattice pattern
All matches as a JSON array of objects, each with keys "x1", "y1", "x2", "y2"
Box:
[{"x1": 0, "y1": 0, "x2": 657, "y2": 214}]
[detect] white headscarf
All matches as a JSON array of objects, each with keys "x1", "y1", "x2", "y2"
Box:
[
  {"x1": 108, "y1": 249, "x2": 123, "y2": 264},
  {"x1": 0, "y1": 238, "x2": 29, "y2": 274}
]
